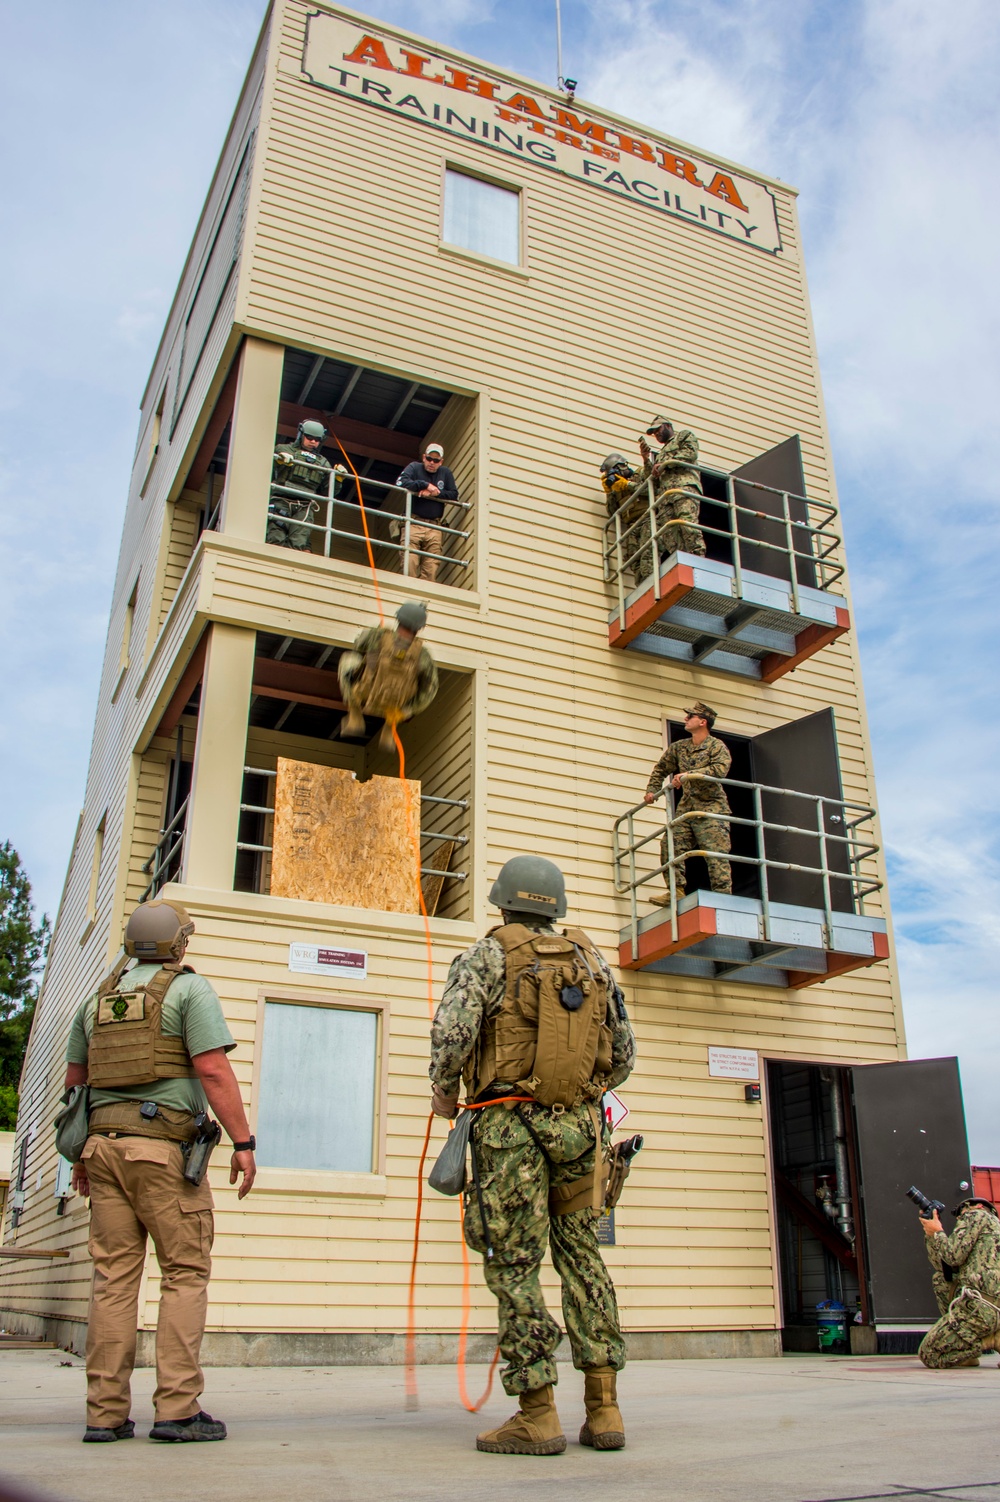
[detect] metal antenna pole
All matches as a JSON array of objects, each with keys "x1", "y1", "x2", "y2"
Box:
[{"x1": 555, "y1": 0, "x2": 564, "y2": 86}]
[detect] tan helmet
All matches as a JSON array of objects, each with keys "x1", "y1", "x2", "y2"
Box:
[{"x1": 124, "y1": 899, "x2": 195, "y2": 960}]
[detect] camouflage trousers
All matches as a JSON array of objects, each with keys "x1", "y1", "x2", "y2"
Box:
[
  {"x1": 633, "y1": 488, "x2": 705, "y2": 580},
  {"x1": 463, "y1": 1101, "x2": 625, "y2": 1396},
  {"x1": 266, "y1": 500, "x2": 316, "y2": 550},
  {"x1": 919, "y1": 1284, "x2": 1000, "y2": 1368},
  {"x1": 662, "y1": 804, "x2": 732, "y2": 895}
]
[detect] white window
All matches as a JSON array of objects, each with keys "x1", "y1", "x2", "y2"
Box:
[
  {"x1": 443, "y1": 169, "x2": 521, "y2": 265},
  {"x1": 255, "y1": 1001, "x2": 378, "y2": 1173}
]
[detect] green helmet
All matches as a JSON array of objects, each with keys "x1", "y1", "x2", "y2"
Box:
[
  {"x1": 396, "y1": 601, "x2": 427, "y2": 634},
  {"x1": 124, "y1": 898, "x2": 194, "y2": 960},
  {"x1": 297, "y1": 420, "x2": 328, "y2": 443},
  {"x1": 489, "y1": 856, "x2": 567, "y2": 918}
]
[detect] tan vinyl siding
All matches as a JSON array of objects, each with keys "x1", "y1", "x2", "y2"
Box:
[{"x1": 1, "y1": 0, "x2": 903, "y2": 1343}]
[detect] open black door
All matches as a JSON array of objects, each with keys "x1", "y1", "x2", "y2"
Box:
[
  {"x1": 731, "y1": 435, "x2": 816, "y2": 587},
  {"x1": 850, "y1": 1058, "x2": 971, "y2": 1329},
  {"x1": 750, "y1": 708, "x2": 852, "y2": 911}
]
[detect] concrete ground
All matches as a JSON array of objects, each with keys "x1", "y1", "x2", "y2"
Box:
[{"x1": 2, "y1": 1349, "x2": 1000, "y2": 1502}]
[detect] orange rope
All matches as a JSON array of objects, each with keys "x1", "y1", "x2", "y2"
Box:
[
  {"x1": 326, "y1": 423, "x2": 488, "y2": 1415},
  {"x1": 405, "y1": 1111, "x2": 434, "y2": 1409},
  {"x1": 330, "y1": 432, "x2": 384, "y2": 625}
]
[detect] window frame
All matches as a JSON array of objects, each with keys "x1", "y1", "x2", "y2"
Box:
[
  {"x1": 79, "y1": 809, "x2": 107, "y2": 944},
  {"x1": 439, "y1": 159, "x2": 528, "y2": 275},
  {"x1": 248, "y1": 986, "x2": 390, "y2": 1196}
]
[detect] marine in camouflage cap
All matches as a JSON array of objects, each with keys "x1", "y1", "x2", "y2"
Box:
[{"x1": 626, "y1": 410, "x2": 705, "y2": 575}]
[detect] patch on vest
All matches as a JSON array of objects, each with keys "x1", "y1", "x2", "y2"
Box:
[{"x1": 97, "y1": 991, "x2": 146, "y2": 1025}]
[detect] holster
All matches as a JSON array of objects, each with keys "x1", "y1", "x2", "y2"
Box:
[
  {"x1": 550, "y1": 1160, "x2": 611, "y2": 1217},
  {"x1": 88, "y1": 1100, "x2": 199, "y2": 1144}
]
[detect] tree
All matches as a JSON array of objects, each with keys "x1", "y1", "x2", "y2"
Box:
[{"x1": 0, "y1": 843, "x2": 51, "y2": 1130}]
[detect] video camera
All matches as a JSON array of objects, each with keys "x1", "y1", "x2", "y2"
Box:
[{"x1": 906, "y1": 1184, "x2": 946, "y2": 1220}]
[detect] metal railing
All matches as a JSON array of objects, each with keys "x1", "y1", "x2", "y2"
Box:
[
  {"x1": 140, "y1": 795, "x2": 190, "y2": 902},
  {"x1": 237, "y1": 767, "x2": 468, "y2": 892},
  {"x1": 612, "y1": 775, "x2": 881, "y2": 959},
  {"x1": 603, "y1": 472, "x2": 844, "y2": 631},
  {"x1": 267, "y1": 471, "x2": 471, "y2": 583}
]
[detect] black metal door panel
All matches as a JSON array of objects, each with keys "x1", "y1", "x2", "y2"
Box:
[
  {"x1": 731, "y1": 434, "x2": 816, "y2": 587},
  {"x1": 751, "y1": 709, "x2": 851, "y2": 910},
  {"x1": 850, "y1": 1058, "x2": 971, "y2": 1325}
]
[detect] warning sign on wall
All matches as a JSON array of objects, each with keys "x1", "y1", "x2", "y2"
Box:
[{"x1": 708, "y1": 1047, "x2": 760, "y2": 1080}]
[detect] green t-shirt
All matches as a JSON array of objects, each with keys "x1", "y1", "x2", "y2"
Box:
[{"x1": 66, "y1": 963, "x2": 235, "y2": 1115}]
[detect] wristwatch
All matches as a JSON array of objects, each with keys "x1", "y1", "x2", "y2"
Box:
[{"x1": 232, "y1": 1136, "x2": 256, "y2": 1152}]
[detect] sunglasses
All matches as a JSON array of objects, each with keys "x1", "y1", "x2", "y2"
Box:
[{"x1": 423, "y1": 454, "x2": 442, "y2": 461}]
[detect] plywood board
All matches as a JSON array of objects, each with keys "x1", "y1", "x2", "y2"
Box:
[
  {"x1": 271, "y1": 759, "x2": 421, "y2": 912},
  {"x1": 421, "y1": 839, "x2": 456, "y2": 918}
]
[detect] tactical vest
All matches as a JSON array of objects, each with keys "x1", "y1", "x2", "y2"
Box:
[
  {"x1": 465, "y1": 924, "x2": 614, "y2": 1109},
  {"x1": 273, "y1": 446, "x2": 330, "y2": 493},
  {"x1": 86, "y1": 962, "x2": 196, "y2": 1090},
  {"x1": 356, "y1": 630, "x2": 423, "y2": 717}
]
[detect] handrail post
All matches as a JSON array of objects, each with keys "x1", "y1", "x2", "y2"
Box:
[
  {"x1": 614, "y1": 509, "x2": 626, "y2": 629},
  {"x1": 628, "y1": 806, "x2": 639, "y2": 963},
  {"x1": 323, "y1": 469, "x2": 334, "y2": 557},
  {"x1": 754, "y1": 783, "x2": 769, "y2": 939},
  {"x1": 782, "y1": 491, "x2": 801, "y2": 615},
  {"x1": 648, "y1": 479, "x2": 661, "y2": 601},
  {"x1": 402, "y1": 493, "x2": 412, "y2": 578},
  {"x1": 818, "y1": 795, "x2": 833, "y2": 944},
  {"x1": 727, "y1": 475, "x2": 743, "y2": 595}
]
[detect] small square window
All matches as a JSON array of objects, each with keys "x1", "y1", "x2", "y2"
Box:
[
  {"x1": 255, "y1": 1001, "x2": 378, "y2": 1172},
  {"x1": 443, "y1": 169, "x2": 521, "y2": 265}
]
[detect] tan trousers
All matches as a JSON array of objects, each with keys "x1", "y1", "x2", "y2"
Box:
[
  {"x1": 404, "y1": 523, "x2": 442, "y2": 581},
  {"x1": 82, "y1": 1134, "x2": 213, "y2": 1426}
]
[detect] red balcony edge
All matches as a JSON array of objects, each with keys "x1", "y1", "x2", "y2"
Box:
[
  {"x1": 760, "y1": 608, "x2": 851, "y2": 683},
  {"x1": 786, "y1": 930, "x2": 890, "y2": 990},
  {"x1": 619, "y1": 903, "x2": 717, "y2": 969},
  {"x1": 607, "y1": 563, "x2": 696, "y2": 649}
]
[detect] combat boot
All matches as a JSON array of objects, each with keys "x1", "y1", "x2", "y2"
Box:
[
  {"x1": 476, "y1": 1385, "x2": 566, "y2": 1455},
  {"x1": 579, "y1": 1366, "x2": 626, "y2": 1450},
  {"x1": 378, "y1": 722, "x2": 397, "y2": 753},
  {"x1": 650, "y1": 891, "x2": 682, "y2": 908},
  {"x1": 339, "y1": 707, "x2": 365, "y2": 738}
]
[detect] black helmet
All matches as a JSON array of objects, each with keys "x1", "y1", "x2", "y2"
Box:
[
  {"x1": 489, "y1": 856, "x2": 567, "y2": 918},
  {"x1": 396, "y1": 601, "x2": 427, "y2": 633},
  {"x1": 600, "y1": 452, "x2": 631, "y2": 473}
]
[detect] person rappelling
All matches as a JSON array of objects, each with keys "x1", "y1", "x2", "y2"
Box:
[{"x1": 337, "y1": 601, "x2": 439, "y2": 753}]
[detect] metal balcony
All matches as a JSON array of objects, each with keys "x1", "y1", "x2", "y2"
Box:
[
  {"x1": 604, "y1": 471, "x2": 849, "y2": 681},
  {"x1": 612, "y1": 777, "x2": 888, "y2": 989}
]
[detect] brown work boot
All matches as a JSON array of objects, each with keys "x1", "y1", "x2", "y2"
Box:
[
  {"x1": 476, "y1": 1385, "x2": 567, "y2": 1455},
  {"x1": 579, "y1": 1366, "x2": 626, "y2": 1450},
  {"x1": 650, "y1": 891, "x2": 682, "y2": 908},
  {"x1": 339, "y1": 708, "x2": 365, "y2": 737}
]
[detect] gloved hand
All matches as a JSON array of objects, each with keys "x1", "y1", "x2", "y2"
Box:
[{"x1": 431, "y1": 1085, "x2": 460, "y2": 1119}]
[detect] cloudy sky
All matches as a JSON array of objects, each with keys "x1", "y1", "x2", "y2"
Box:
[{"x1": 2, "y1": 1, "x2": 998, "y2": 1153}]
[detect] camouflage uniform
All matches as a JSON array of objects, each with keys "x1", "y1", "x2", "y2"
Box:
[
  {"x1": 338, "y1": 626, "x2": 439, "y2": 719},
  {"x1": 647, "y1": 735, "x2": 732, "y2": 895},
  {"x1": 631, "y1": 427, "x2": 704, "y2": 579},
  {"x1": 430, "y1": 915, "x2": 635, "y2": 1397},
  {"x1": 919, "y1": 1207, "x2": 1000, "y2": 1368},
  {"x1": 268, "y1": 440, "x2": 333, "y2": 550}
]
